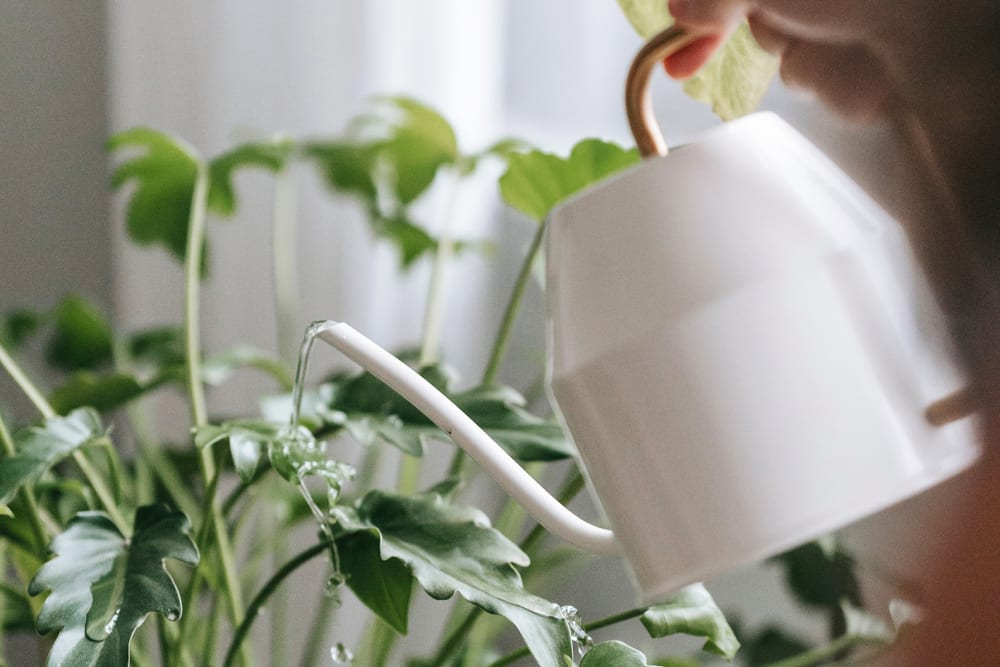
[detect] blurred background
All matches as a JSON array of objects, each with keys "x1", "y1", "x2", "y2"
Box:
[{"x1": 0, "y1": 0, "x2": 971, "y2": 664}]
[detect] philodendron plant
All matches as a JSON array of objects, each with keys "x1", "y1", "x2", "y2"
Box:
[{"x1": 0, "y1": 5, "x2": 918, "y2": 667}]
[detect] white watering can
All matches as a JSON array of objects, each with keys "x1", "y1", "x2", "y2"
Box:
[{"x1": 318, "y1": 27, "x2": 979, "y2": 603}]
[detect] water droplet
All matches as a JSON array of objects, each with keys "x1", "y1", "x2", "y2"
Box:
[
  {"x1": 330, "y1": 643, "x2": 354, "y2": 663},
  {"x1": 325, "y1": 573, "x2": 346, "y2": 605},
  {"x1": 165, "y1": 609, "x2": 180, "y2": 622},
  {"x1": 558, "y1": 605, "x2": 593, "y2": 656}
]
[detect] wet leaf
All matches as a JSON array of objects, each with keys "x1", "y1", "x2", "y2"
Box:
[
  {"x1": 336, "y1": 490, "x2": 572, "y2": 667},
  {"x1": 499, "y1": 139, "x2": 640, "y2": 222},
  {"x1": 616, "y1": 0, "x2": 777, "y2": 120},
  {"x1": 338, "y1": 531, "x2": 413, "y2": 634},
  {"x1": 194, "y1": 420, "x2": 285, "y2": 483},
  {"x1": 641, "y1": 583, "x2": 740, "y2": 660},
  {"x1": 28, "y1": 505, "x2": 198, "y2": 667},
  {"x1": 46, "y1": 295, "x2": 113, "y2": 372},
  {"x1": 0, "y1": 409, "x2": 107, "y2": 505},
  {"x1": 580, "y1": 640, "x2": 650, "y2": 666}
]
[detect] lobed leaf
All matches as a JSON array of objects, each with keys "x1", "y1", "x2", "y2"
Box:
[
  {"x1": 28, "y1": 505, "x2": 198, "y2": 667},
  {"x1": 499, "y1": 139, "x2": 640, "y2": 222},
  {"x1": 207, "y1": 138, "x2": 291, "y2": 215},
  {"x1": 0, "y1": 409, "x2": 107, "y2": 506},
  {"x1": 641, "y1": 583, "x2": 740, "y2": 660},
  {"x1": 336, "y1": 490, "x2": 573, "y2": 667},
  {"x1": 615, "y1": 0, "x2": 777, "y2": 120},
  {"x1": 194, "y1": 419, "x2": 287, "y2": 483}
]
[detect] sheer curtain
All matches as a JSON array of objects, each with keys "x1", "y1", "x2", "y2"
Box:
[{"x1": 104, "y1": 0, "x2": 942, "y2": 658}]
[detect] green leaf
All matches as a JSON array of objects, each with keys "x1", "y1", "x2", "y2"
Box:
[
  {"x1": 580, "y1": 641, "x2": 650, "y2": 666},
  {"x1": 499, "y1": 139, "x2": 640, "y2": 222},
  {"x1": 315, "y1": 366, "x2": 573, "y2": 461},
  {"x1": 336, "y1": 490, "x2": 572, "y2": 667},
  {"x1": 127, "y1": 326, "x2": 186, "y2": 371},
  {"x1": 0, "y1": 582, "x2": 34, "y2": 632},
  {"x1": 615, "y1": 0, "x2": 777, "y2": 120},
  {"x1": 266, "y1": 426, "x2": 355, "y2": 505},
  {"x1": 371, "y1": 96, "x2": 459, "y2": 205},
  {"x1": 304, "y1": 141, "x2": 380, "y2": 205},
  {"x1": 194, "y1": 420, "x2": 286, "y2": 483},
  {"x1": 451, "y1": 386, "x2": 574, "y2": 461},
  {"x1": 841, "y1": 601, "x2": 894, "y2": 645},
  {"x1": 49, "y1": 373, "x2": 146, "y2": 415},
  {"x1": 107, "y1": 127, "x2": 200, "y2": 263},
  {"x1": 641, "y1": 583, "x2": 740, "y2": 660},
  {"x1": 0, "y1": 309, "x2": 42, "y2": 349},
  {"x1": 207, "y1": 138, "x2": 291, "y2": 215},
  {"x1": 772, "y1": 538, "x2": 861, "y2": 610},
  {"x1": 0, "y1": 409, "x2": 106, "y2": 505},
  {"x1": 338, "y1": 531, "x2": 413, "y2": 634},
  {"x1": 372, "y1": 215, "x2": 437, "y2": 269},
  {"x1": 46, "y1": 295, "x2": 113, "y2": 372},
  {"x1": 28, "y1": 505, "x2": 199, "y2": 667}
]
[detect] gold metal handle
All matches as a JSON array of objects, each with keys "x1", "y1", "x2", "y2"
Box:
[{"x1": 626, "y1": 25, "x2": 699, "y2": 158}]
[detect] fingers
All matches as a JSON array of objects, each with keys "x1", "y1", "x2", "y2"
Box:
[{"x1": 663, "y1": 33, "x2": 729, "y2": 79}]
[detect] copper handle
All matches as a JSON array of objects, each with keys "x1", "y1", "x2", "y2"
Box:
[{"x1": 625, "y1": 25, "x2": 699, "y2": 158}]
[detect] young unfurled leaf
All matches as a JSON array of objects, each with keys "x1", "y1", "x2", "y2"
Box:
[
  {"x1": 266, "y1": 426, "x2": 355, "y2": 505},
  {"x1": 46, "y1": 295, "x2": 113, "y2": 372},
  {"x1": 335, "y1": 490, "x2": 572, "y2": 667},
  {"x1": 579, "y1": 640, "x2": 650, "y2": 666},
  {"x1": 49, "y1": 373, "x2": 146, "y2": 415},
  {"x1": 641, "y1": 583, "x2": 740, "y2": 660},
  {"x1": 28, "y1": 505, "x2": 198, "y2": 667},
  {"x1": 0, "y1": 409, "x2": 107, "y2": 505},
  {"x1": 194, "y1": 419, "x2": 288, "y2": 483},
  {"x1": 615, "y1": 0, "x2": 777, "y2": 120},
  {"x1": 338, "y1": 531, "x2": 413, "y2": 634},
  {"x1": 207, "y1": 138, "x2": 291, "y2": 215},
  {"x1": 107, "y1": 128, "x2": 200, "y2": 263},
  {"x1": 499, "y1": 139, "x2": 640, "y2": 222}
]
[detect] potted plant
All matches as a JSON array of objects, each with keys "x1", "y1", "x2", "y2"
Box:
[{"x1": 0, "y1": 3, "x2": 918, "y2": 665}]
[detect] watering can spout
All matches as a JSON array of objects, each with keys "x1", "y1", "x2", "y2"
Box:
[{"x1": 316, "y1": 321, "x2": 620, "y2": 557}]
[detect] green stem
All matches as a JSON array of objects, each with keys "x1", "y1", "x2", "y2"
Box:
[
  {"x1": 397, "y1": 453, "x2": 423, "y2": 495},
  {"x1": 0, "y1": 341, "x2": 128, "y2": 532},
  {"x1": 449, "y1": 219, "x2": 547, "y2": 476},
  {"x1": 481, "y1": 219, "x2": 547, "y2": 387},
  {"x1": 182, "y1": 162, "x2": 247, "y2": 662},
  {"x1": 420, "y1": 172, "x2": 461, "y2": 367},
  {"x1": 222, "y1": 541, "x2": 329, "y2": 667},
  {"x1": 272, "y1": 163, "x2": 300, "y2": 368}
]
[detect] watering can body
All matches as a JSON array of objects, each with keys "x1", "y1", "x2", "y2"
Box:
[{"x1": 545, "y1": 112, "x2": 978, "y2": 601}]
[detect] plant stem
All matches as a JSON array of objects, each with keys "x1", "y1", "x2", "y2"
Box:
[
  {"x1": 181, "y1": 163, "x2": 247, "y2": 664},
  {"x1": 481, "y1": 219, "x2": 547, "y2": 387},
  {"x1": 420, "y1": 172, "x2": 461, "y2": 367},
  {"x1": 272, "y1": 163, "x2": 300, "y2": 368},
  {"x1": 0, "y1": 341, "x2": 128, "y2": 532},
  {"x1": 222, "y1": 541, "x2": 329, "y2": 667},
  {"x1": 448, "y1": 219, "x2": 548, "y2": 475}
]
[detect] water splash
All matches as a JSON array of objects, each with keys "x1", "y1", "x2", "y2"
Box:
[
  {"x1": 289, "y1": 320, "x2": 338, "y2": 431},
  {"x1": 330, "y1": 643, "x2": 354, "y2": 664},
  {"x1": 559, "y1": 605, "x2": 594, "y2": 657}
]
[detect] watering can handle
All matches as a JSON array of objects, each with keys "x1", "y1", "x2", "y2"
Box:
[{"x1": 317, "y1": 322, "x2": 620, "y2": 557}]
